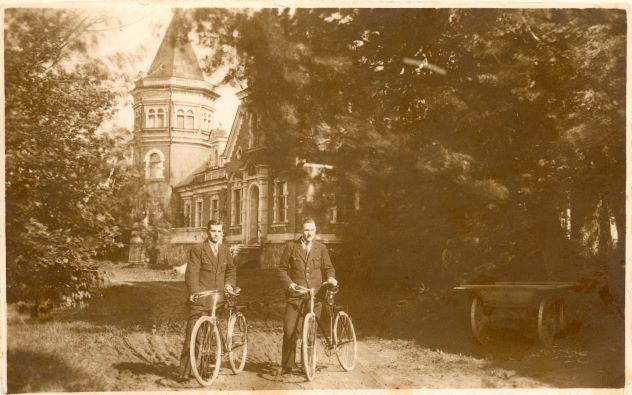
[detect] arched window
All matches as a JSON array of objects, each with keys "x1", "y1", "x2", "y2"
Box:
[
  {"x1": 156, "y1": 108, "x2": 165, "y2": 128},
  {"x1": 185, "y1": 110, "x2": 195, "y2": 129},
  {"x1": 176, "y1": 109, "x2": 185, "y2": 128},
  {"x1": 147, "y1": 109, "x2": 155, "y2": 128},
  {"x1": 149, "y1": 153, "x2": 162, "y2": 178},
  {"x1": 144, "y1": 149, "x2": 165, "y2": 179}
]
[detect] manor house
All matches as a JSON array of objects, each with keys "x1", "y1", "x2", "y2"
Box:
[{"x1": 131, "y1": 16, "x2": 353, "y2": 267}]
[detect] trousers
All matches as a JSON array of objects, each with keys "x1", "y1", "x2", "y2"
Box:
[
  {"x1": 179, "y1": 310, "x2": 202, "y2": 378},
  {"x1": 281, "y1": 297, "x2": 331, "y2": 370},
  {"x1": 179, "y1": 303, "x2": 226, "y2": 378}
]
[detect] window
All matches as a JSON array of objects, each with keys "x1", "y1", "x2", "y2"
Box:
[
  {"x1": 331, "y1": 194, "x2": 353, "y2": 223},
  {"x1": 203, "y1": 112, "x2": 211, "y2": 131},
  {"x1": 146, "y1": 151, "x2": 164, "y2": 179},
  {"x1": 248, "y1": 112, "x2": 260, "y2": 148},
  {"x1": 273, "y1": 181, "x2": 288, "y2": 223},
  {"x1": 211, "y1": 197, "x2": 219, "y2": 221},
  {"x1": 214, "y1": 149, "x2": 218, "y2": 167},
  {"x1": 156, "y1": 108, "x2": 165, "y2": 128},
  {"x1": 185, "y1": 110, "x2": 195, "y2": 129},
  {"x1": 195, "y1": 199, "x2": 203, "y2": 228},
  {"x1": 176, "y1": 109, "x2": 185, "y2": 128},
  {"x1": 232, "y1": 188, "x2": 242, "y2": 225},
  {"x1": 147, "y1": 109, "x2": 155, "y2": 128},
  {"x1": 183, "y1": 201, "x2": 191, "y2": 227},
  {"x1": 134, "y1": 109, "x2": 141, "y2": 129}
]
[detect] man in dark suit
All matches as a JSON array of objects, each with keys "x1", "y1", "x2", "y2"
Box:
[
  {"x1": 178, "y1": 220, "x2": 236, "y2": 381},
  {"x1": 276, "y1": 217, "x2": 337, "y2": 375}
]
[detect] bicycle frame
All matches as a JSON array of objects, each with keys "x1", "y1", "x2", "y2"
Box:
[
  {"x1": 194, "y1": 290, "x2": 241, "y2": 352},
  {"x1": 296, "y1": 285, "x2": 339, "y2": 349}
]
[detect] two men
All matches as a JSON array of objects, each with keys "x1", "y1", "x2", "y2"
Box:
[
  {"x1": 277, "y1": 217, "x2": 337, "y2": 375},
  {"x1": 178, "y1": 217, "x2": 337, "y2": 378},
  {"x1": 179, "y1": 220, "x2": 236, "y2": 381}
]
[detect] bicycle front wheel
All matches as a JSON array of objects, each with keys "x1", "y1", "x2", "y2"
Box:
[
  {"x1": 333, "y1": 311, "x2": 357, "y2": 371},
  {"x1": 190, "y1": 316, "x2": 222, "y2": 386},
  {"x1": 302, "y1": 312, "x2": 318, "y2": 381},
  {"x1": 227, "y1": 312, "x2": 248, "y2": 373}
]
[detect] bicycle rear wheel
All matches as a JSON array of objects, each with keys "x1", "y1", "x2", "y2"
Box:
[
  {"x1": 333, "y1": 311, "x2": 357, "y2": 371},
  {"x1": 190, "y1": 316, "x2": 222, "y2": 386},
  {"x1": 302, "y1": 312, "x2": 317, "y2": 381},
  {"x1": 227, "y1": 312, "x2": 248, "y2": 373}
]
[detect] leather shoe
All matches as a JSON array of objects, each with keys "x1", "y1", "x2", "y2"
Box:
[
  {"x1": 176, "y1": 375, "x2": 194, "y2": 383},
  {"x1": 275, "y1": 367, "x2": 293, "y2": 376}
]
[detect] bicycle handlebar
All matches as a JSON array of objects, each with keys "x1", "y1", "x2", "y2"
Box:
[
  {"x1": 191, "y1": 287, "x2": 241, "y2": 302},
  {"x1": 292, "y1": 282, "x2": 339, "y2": 295}
]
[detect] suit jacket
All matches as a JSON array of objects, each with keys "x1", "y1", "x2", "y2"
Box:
[
  {"x1": 277, "y1": 239, "x2": 335, "y2": 302},
  {"x1": 186, "y1": 240, "x2": 236, "y2": 310}
]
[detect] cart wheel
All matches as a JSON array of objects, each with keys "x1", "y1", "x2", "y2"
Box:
[
  {"x1": 538, "y1": 298, "x2": 558, "y2": 346},
  {"x1": 556, "y1": 300, "x2": 567, "y2": 336},
  {"x1": 470, "y1": 297, "x2": 492, "y2": 344}
]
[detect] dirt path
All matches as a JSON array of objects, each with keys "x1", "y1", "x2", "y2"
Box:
[{"x1": 7, "y1": 265, "x2": 625, "y2": 392}]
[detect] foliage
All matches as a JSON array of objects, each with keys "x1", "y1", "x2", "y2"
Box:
[
  {"x1": 192, "y1": 9, "x2": 625, "y2": 290},
  {"x1": 5, "y1": 9, "x2": 142, "y2": 307}
]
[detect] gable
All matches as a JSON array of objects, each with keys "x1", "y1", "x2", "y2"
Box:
[{"x1": 224, "y1": 105, "x2": 261, "y2": 164}]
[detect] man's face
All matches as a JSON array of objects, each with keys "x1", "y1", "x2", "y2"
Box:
[
  {"x1": 207, "y1": 224, "x2": 223, "y2": 244},
  {"x1": 302, "y1": 221, "x2": 316, "y2": 243}
]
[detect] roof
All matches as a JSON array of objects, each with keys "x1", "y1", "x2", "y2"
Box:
[
  {"x1": 211, "y1": 128, "x2": 228, "y2": 139},
  {"x1": 146, "y1": 14, "x2": 205, "y2": 81},
  {"x1": 174, "y1": 162, "x2": 212, "y2": 189}
]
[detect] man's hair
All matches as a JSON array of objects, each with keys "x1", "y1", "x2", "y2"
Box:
[
  {"x1": 301, "y1": 217, "x2": 316, "y2": 226},
  {"x1": 207, "y1": 219, "x2": 223, "y2": 230}
]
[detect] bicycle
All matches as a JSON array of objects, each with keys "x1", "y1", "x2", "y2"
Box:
[
  {"x1": 189, "y1": 287, "x2": 248, "y2": 386},
  {"x1": 293, "y1": 282, "x2": 357, "y2": 381}
]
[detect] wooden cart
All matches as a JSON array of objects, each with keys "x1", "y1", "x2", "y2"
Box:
[{"x1": 455, "y1": 282, "x2": 579, "y2": 346}]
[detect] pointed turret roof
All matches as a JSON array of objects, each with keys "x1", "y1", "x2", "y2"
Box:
[{"x1": 147, "y1": 13, "x2": 205, "y2": 80}]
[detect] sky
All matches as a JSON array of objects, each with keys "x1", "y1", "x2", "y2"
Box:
[{"x1": 88, "y1": 7, "x2": 240, "y2": 132}]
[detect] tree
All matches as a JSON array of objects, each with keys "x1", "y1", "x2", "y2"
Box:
[
  {"x1": 5, "y1": 9, "x2": 141, "y2": 307},
  {"x1": 191, "y1": 8, "x2": 625, "y2": 289}
]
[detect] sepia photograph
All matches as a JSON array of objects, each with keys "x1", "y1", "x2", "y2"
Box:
[{"x1": 2, "y1": 3, "x2": 628, "y2": 393}]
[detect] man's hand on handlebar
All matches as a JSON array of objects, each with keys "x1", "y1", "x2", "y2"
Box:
[
  {"x1": 225, "y1": 284, "x2": 241, "y2": 296},
  {"x1": 289, "y1": 283, "x2": 311, "y2": 295},
  {"x1": 326, "y1": 277, "x2": 338, "y2": 287}
]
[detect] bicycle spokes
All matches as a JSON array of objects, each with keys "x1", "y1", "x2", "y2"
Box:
[
  {"x1": 302, "y1": 313, "x2": 318, "y2": 381},
  {"x1": 227, "y1": 313, "x2": 248, "y2": 374},
  {"x1": 198, "y1": 323, "x2": 218, "y2": 376},
  {"x1": 334, "y1": 312, "x2": 357, "y2": 371},
  {"x1": 191, "y1": 318, "x2": 222, "y2": 386}
]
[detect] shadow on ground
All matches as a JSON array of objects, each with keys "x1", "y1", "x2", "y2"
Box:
[
  {"x1": 114, "y1": 361, "x2": 177, "y2": 379},
  {"x1": 38, "y1": 267, "x2": 625, "y2": 388},
  {"x1": 342, "y1": 284, "x2": 625, "y2": 388},
  {"x1": 8, "y1": 349, "x2": 104, "y2": 393},
  {"x1": 54, "y1": 268, "x2": 286, "y2": 331}
]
